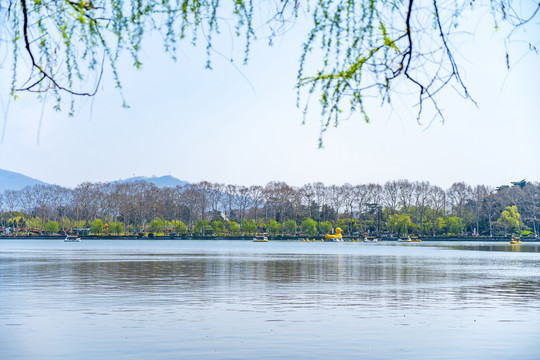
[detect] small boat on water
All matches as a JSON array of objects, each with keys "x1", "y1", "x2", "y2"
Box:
[
  {"x1": 64, "y1": 235, "x2": 81, "y2": 242},
  {"x1": 253, "y1": 234, "x2": 268, "y2": 242},
  {"x1": 363, "y1": 236, "x2": 378, "y2": 242},
  {"x1": 510, "y1": 236, "x2": 522, "y2": 245},
  {"x1": 397, "y1": 236, "x2": 412, "y2": 242}
]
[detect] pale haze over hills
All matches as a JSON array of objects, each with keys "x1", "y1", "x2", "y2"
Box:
[
  {"x1": 0, "y1": 169, "x2": 48, "y2": 192},
  {"x1": 110, "y1": 175, "x2": 189, "y2": 188},
  {"x1": 0, "y1": 169, "x2": 189, "y2": 192}
]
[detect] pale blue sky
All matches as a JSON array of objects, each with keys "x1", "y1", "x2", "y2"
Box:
[{"x1": 0, "y1": 7, "x2": 539, "y2": 189}]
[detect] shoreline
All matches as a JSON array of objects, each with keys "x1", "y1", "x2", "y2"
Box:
[{"x1": 0, "y1": 235, "x2": 536, "y2": 242}]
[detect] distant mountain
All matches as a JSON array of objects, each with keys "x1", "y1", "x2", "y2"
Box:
[
  {"x1": 0, "y1": 168, "x2": 49, "y2": 192},
  {"x1": 0, "y1": 169, "x2": 189, "y2": 192},
  {"x1": 112, "y1": 175, "x2": 189, "y2": 188}
]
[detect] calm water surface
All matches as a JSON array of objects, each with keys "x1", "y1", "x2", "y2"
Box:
[{"x1": 1, "y1": 240, "x2": 539, "y2": 359}]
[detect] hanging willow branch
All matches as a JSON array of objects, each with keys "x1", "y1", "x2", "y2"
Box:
[
  {"x1": 2, "y1": 0, "x2": 538, "y2": 136},
  {"x1": 295, "y1": 0, "x2": 539, "y2": 145},
  {"x1": 4, "y1": 0, "x2": 267, "y2": 112}
]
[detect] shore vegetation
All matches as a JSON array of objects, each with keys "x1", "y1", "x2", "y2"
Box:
[{"x1": 1, "y1": 179, "x2": 538, "y2": 238}]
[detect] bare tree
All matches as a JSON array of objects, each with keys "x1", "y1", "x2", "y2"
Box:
[
  {"x1": 180, "y1": 184, "x2": 207, "y2": 230},
  {"x1": 30, "y1": 185, "x2": 57, "y2": 233},
  {"x1": 207, "y1": 182, "x2": 224, "y2": 214},
  {"x1": 366, "y1": 183, "x2": 384, "y2": 233},
  {"x1": 263, "y1": 182, "x2": 295, "y2": 222},
  {"x1": 522, "y1": 183, "x2": 539, "y2": 238},
  {"x1": 428, "y1": 185, "x2": 446, "y2": 236},
  {"x1": 327, "y1": 184, "x2": 343, "y2": 222},
  {"x1": 447, "y1": 182, "x2": 472, "y2": 235},
  {"x1": 3, "y1": 190, "x2": 19, "y2": 233},
  {"x1": 353, "y1": 184, "x2": 369, "y2": 232},
  {"x1": 312, "y1": 182, "x2": 328, "y2": 222},
  {"x1": 237, "y1": 186, "x2": 252, "y2": 227},
  {"x1": 299, "y1": 184, "x2": 315, "y2": 220},
  {"x1": 341, "y1": 183, "x2": 355, "y2": 217},
  {"x1": 397, "y1": 179, "x2": 415, "y2": 212},
  {"x1": 222, "y1": 184, "x2": 239, "y2": 220},
  {"x1": 248, "y1": 185, "x2": 264, "y2": 223},
  {"x1": 471, "y1": 185, "x2": 488, "y2": 236},
  {"x1": 412, "y1": 181, "x2": 430, "y2": 235},
  {"x1": 383, "y1": 181, "x2": 400, "y2": 214},
  {"x1": 480, "y1": 187, "x2": 499, "y2": 237},
  {"x1": 18, "y1": 187, "x2": 36, "y2": 233},
  {"x1": 340, "y1": 183, "x2": 356, "y2": 234}
]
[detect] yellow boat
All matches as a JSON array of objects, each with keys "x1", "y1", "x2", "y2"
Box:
[
  {"x1": 253, "y1": 234, "x2": 268, "y2": 242},
  {"x1": 510, "y1": 236, "x2": 522, "y2": 245}
]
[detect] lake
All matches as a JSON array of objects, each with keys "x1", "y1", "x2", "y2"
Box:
[{"x1": 1, "y1": 240, "x2": 539, "y2": 359}]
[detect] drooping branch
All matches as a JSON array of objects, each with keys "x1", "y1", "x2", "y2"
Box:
[
  {"x1": 294, "y1": 0, "x2": 538, "y2": 142},
  {"x1": 18, "y1": 0, "x2": 101, "y2": 96},
  {"x1": 432, "y1": 0, "x2": 475, "y2": 104},
  {"x1": 4, "y1": 0, "x2": 539, "y2": 139},
  {"x1": 9, "y1": 0, "x2": 261, "y2": 107}
]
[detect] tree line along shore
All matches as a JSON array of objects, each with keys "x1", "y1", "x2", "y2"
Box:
[
  {"x1": 0, "y1": 179, "x2": 538, "y2": 239},
  {"x1": 0, "y1": 234, "x2": 527, "y2": 242}
]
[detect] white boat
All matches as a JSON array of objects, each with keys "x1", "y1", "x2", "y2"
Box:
[
  {"x1": 253, "y1": 236, "x2": 268, "y2": 242},
  {"x1": 64, "y1": 235, "x2": 81, "y2": 242},
  {"x1": 397, "y1": 236, "x2": 412, "y2": 242}
]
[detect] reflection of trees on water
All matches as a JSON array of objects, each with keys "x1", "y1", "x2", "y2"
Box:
[{"x1": 5, "y1": 253, "x2": 539, "y2": 310}]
